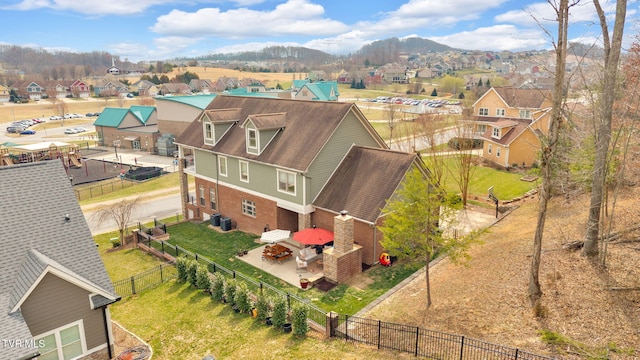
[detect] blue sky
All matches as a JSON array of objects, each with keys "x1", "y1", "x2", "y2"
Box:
[{"x1": 0, "y1": 0, "x2": 637, "y2": 62}]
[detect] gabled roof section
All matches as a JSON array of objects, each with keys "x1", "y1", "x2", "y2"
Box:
[
  {"x1": 177, "y1": 96, "x2": 383, "y2": 171},
  {"x1": 204, "y1": 108, "x2": 241, "y2": 123},
  {"x1": 482, "y1": 119, "x2": 531, "y2": 146},
  {"x1": 493, "y1": 87, "x2": 552, "y2": 108},
  {"x1": 313, "y1": 146, "x2": 419, "y2": 223},
  {"x1": 129, "y1": 105, "x2": 155, "y2": 124},
  {"x1": 155, "y1": 94, "x2": 216, "y2": 109},
  {"x1": 302, "y1": 82, "x2": 339, "y2": 101},
  {"x1": 0, "y1": 161, "x2": 117, "y2": 359},
  {"x1": 10, "y1": 249, "x2": 117, "y2": 313},
  {"x1": 243, "y1": 113, "x2": 287, "y2": 130},
  {"x1": 93, "y1": 107, "x2": 128, "y2": 127}
]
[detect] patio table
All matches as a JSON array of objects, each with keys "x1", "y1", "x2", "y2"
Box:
[{"x1": 263, "y1": 244, "x2": 292, "y2": 262}]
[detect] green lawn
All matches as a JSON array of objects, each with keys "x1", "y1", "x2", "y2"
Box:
[
  {"x1": 110, "y1": 281, "x2": 415, "y2": 360},
  {"x1": 163, "y1": 221, "x2": 418, "y2": 314},
  {"x1": 95, "y1": 229, "x2": 167, "y2": 281},
  {"x1": 436, "y1": 156, "x2": 539, "y2": 200}
]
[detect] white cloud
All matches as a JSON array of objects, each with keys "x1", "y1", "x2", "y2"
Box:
[
  {"x1": 150, "y1": 0, "x2": 349, "y2": 37},
  {"x1": 428, "y1": 25, "x2": 550, "y2": 52}
]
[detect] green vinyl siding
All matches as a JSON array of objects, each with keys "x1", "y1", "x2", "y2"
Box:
[
  {"x1": 194, "y1": 150, "x2": 218, "y2": 179},
  {"x1": 259, "y1": 129, "x2": 278, "y2": 153},
  {"x1": 307, "y1": 112, "x2": 382, "y2": 198},
  {"x1": 225, "y1": 158, "x2": 303, "y2": 204},
  {"x1": 213, "y1": 123, "x2": 233, "y2": 143}
]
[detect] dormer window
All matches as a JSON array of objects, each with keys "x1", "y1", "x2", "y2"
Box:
[
  {"x1": 246, "y1": 127, "x2": 259, "y2": 155},
  {"x1": 204, "y1": 121, "x2": 213, "y2": 145},
  {"x1": 492, "y1": 127, "x2": 500, "y2": 138}
]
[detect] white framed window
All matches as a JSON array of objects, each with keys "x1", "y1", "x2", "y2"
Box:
[
  {"x1": 479, "y1": 107, "x2": 489, "y2": 116},
  {"x1": 239, "y1": 161, "x2": 249, "y2": 182},
  {"x1": 496, "y1": 108, "x2": 505, "y2": 116},
  {"x1": 35, "y1": 320, "x2": 86, "y2": 360},
  {"x1": 210, "y1": 187, "x2": 216, "y2": 210},
  {"x1": 488, "y1": 144, "x2": 492, "y2": 154},
  {"x1": 204, "y1": 122, "x2": 213, "y2": 144},
  {"x1": 199, "y1": 184, "x2": 205, "y2": 206},
  {"x1": 218, "y1": 156, "x2": 227, "y2": 177},
  {"x1": 496, "y1": 147, "x2": 501, "y2": 157},
  {"x1": 247, "y1": 128, "x2": 258, "y2": 153},
  {"x1": 519, "y1": 109, "x2": 531, "y2": 119},
  {"x1": 277, "y1": 169, "x2": 296, "y2": 195},
  {"x1": 242, "y1": 198, "x2": 256, "y2": 217},
  {"x1": 492, "y1": 127, "x2": 500, "y2": 138},
  {"x1": 476, "y1": 124, "x2": 487, "y2": 134}
]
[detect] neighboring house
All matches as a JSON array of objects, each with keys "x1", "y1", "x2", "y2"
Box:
[
  {"x1": 159, "y1": 83, "x2": 192, "y2": 96},
  {"x1": 292, "y1": 81, "x2": 339, "y2": 101},
  {"x1": 69, "y1": 79, "x2": 91, "y2": 98},
  {"x1": 94, "y1": 80, "x2": 129, "y2": 97},
  {"x1": 155, "y1": 94, "x2": 216, "y2": 138},
  {"x1": 382, "y1": 65, "x2": 408, "y2": 84},
  {"x1": 0, "y1": 161, "x2": 119, "y2": 360},
  {"x1": 130, "y1": 79, "x2": 159, "y2": 97},
  {"x1": 174, "y1": 96, "x2": 425, "y2": 265},
  {"x1": 213, "y1": 76, "x2": 240, "y2": 92},
  {"x1": 188, "y1": 79, "x2": 215, "y2": 94},
  {"x1": 0, "y1": 84, "x2": 10, "y2": 103},
  {"x1": 470, "y1": 87, "x2": 553, "y2": 168},
  {"x1": 12, "y1": 81, "x2": 44, "y2": 100},
  {"x1": 93, "y1": 105, "x2": 160, "y2": 152}
]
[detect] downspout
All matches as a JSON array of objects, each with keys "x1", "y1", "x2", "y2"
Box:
[{"x1": 102, "y1": 306, "x2": 112, "y2": 359}]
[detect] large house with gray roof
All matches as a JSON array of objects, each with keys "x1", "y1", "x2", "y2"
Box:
[
  {"x1": 174, "y1": 96, "x2": 426, "y2": 265},
  {"x1": 0, "y1": 161, "x2": 119, "y2": 360}
]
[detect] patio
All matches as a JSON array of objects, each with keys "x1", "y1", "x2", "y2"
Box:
[{"x1": 236, "y1": 240, "x2": 325, "y2": 288}]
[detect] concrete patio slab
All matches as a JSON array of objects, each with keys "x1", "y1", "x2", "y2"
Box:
[{"x1": 236, "y1": 241, "x2": 324, "y2": 288}]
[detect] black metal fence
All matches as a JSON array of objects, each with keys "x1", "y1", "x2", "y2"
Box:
[
  {"x1": 137, "y1": 235, "x2": 328, "y2": 328},
  {"x1": 135, "y1": 235, "x2": 554, "y2": 360},
  {"x1": 74, "y1": 177, "x2": 136, "y2": 200},
  {"x1": 332, "y1": 314, "x2": 555, "y2": 360},
  {"x1": 112, "y1": 264, "x2": 177, "y2": 297}
]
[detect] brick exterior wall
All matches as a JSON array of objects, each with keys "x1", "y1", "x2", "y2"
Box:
[
  {"x1": 312, "y1": 209, "x2": 383, "y2": 265},
  {"x1": 194, "y1": 178, "x2": 280, "y2": 235}
]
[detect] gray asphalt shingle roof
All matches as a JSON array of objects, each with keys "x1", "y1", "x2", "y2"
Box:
[{"x1": 0, "y1": 161, "x2": 117, "y2": 360}]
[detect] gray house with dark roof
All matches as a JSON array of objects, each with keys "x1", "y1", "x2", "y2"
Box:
[
  {"x1": 174, "y1": 96, "x2": 426, "y2": 265},
  {"x1": 0, "y1": 161, "x2": 119, "y2": 360}
]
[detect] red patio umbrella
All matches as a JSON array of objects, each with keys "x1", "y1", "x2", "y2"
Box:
[{"x1": 292, "y1": 227, "x2": 334, "y2": 246}]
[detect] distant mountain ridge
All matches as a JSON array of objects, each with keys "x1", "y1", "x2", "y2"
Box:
[{"x1": 0, "y1": 36, "x2": 458, "y2": 73}]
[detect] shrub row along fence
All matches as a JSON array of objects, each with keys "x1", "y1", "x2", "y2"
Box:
[
  {"x1": 112, "y1": 264, "x2": 177, "y2": 297},
  {"x1": 135, "y1": 234, "x2": 554, "y2": 360}
]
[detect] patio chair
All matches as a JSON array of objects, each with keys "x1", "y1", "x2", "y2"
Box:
[{"x1": 296, "y1": 256, "x2": 308, "y2": 273}]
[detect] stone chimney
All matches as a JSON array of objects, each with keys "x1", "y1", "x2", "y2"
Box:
[{"x1": 333, "y1": 210, "x2": 354, "y2": 253}]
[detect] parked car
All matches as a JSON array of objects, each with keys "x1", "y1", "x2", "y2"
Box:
[
  {"x1": 64, "y1": 128, "x2": 78, "y2": 134},
  {"x1": 73, "y1": 127, "x2": 88, "y2": 133},
  {"x1": 50, "y1": 115, "x2": 62, "y2": 120},
  {"x1": 20, "y1": 129, "x2": 36, "y2": 135},
  {"x1": 6, "y1": 126, "x2": 26, "y2": 133}
]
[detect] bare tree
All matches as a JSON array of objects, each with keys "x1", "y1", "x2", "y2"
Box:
[
  {"x1": 583, "y1": 0, "x2": 627, "y2": 257},
  {"x1": 446, "y1": 123, "x2": 477, "y2": 207},
  {"x1": 529, "y1": 0, "x2": 573, "y2": 305},
  {"x1": 94, "y1": 197, "x2": 140, "y2": 246},
  {"x1": 384, "y1": 103, "x2": 400, "y2": 146}
]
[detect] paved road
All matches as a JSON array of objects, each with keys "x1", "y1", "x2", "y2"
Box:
[{"x1": 82, "y1": 189, "x2": 183, "y2": 235}]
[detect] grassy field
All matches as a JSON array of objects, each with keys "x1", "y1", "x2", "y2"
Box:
[
  {"x1": 95, "y1": 229, "x2": 166, "y2": 281},
  {"x1": 110, "y1": 280, "x2": 415, "y2": 360}
]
